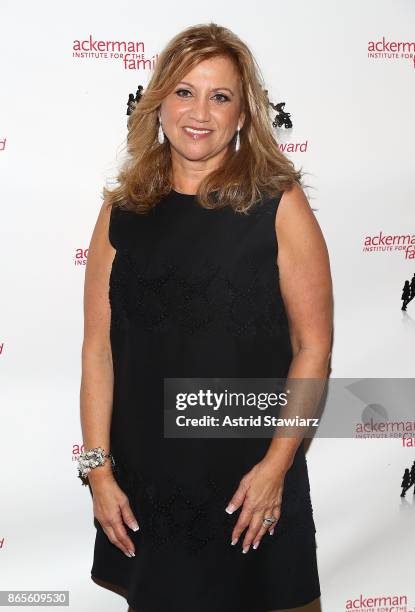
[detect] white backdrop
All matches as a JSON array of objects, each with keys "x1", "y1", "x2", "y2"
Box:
[{"x1": 1, "y1": 0, "x2": 415, "y2": 610}]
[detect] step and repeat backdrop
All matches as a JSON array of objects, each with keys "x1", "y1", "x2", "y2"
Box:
[{"x1": 1, "y1": 0, "x2": 414, "y2": 610}]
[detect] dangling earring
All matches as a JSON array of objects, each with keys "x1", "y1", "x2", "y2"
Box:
[
  {"x1": 235, "y1": 126, "x2": 240, "y2": 152},
  {"x1": 158, "y1": 115, "x2": 165, "y2": 144}
]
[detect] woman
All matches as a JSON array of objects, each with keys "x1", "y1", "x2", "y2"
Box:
[{"x1": 80, "y1": 22, "x2": 333, "y2": 612}]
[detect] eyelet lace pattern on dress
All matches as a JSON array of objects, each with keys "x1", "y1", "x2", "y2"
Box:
[
  {"x1": 111, "y1": 454, "x2": 316, "y2": 557},
  {"x1": 109, "y1": 249, "x2": 288, "y2": 338}
]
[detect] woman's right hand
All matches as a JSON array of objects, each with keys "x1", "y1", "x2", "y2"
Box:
[{"x1": 89, "y1": 472, "x2": 140, "y2": 558}]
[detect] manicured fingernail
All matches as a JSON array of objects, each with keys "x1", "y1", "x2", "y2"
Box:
[
  {"x1": 253, "y1": 541, "x2": 259, "y2": 549},
  {"x1": 225, "y1": 504, "x2": 236, "y2": 514},
  {"x1": 242, "y1": 545, "x2": 250, "y2": 554},
  {"x1": 130, "y1": 522, "x2": 140, "y2": 531},
  {"x1": 269, "y1": 529, "x2": 274, "y2": 535},
  {"x1": 128, "y1": 550, "x2": 135, "y2": 557},
  {"x1": 231, "y1": 538, "x2": 238, "y2": 545}
]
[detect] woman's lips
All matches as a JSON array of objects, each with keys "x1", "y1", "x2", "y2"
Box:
[{"x1": 182, "y1": 126, "x2": 213, "y2": 140}]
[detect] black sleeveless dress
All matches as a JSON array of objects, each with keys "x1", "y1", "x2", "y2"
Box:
[{"x1": 90, "y1": 188, "x2": 320, "y2": 612}]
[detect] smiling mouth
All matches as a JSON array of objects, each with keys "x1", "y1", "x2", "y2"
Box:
[{"x1": 183, "y1": 127, "x2": 213, "y2": 135}]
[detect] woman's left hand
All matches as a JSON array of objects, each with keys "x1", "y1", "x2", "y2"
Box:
[{"x1": 225, "y1": 458, "x2": 287, "y2": 553}]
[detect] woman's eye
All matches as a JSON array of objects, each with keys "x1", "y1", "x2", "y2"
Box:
[
  {"x1": 175, "y1": 89, "x2": 191, "y2": 98},
  {"x1": 213, "y1": 93, "x2": 230, "y2": 103}
]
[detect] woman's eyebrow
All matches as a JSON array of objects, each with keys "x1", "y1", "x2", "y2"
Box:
[{"x1": 176, "y1": 81, "x2": 234, "y2": 95}]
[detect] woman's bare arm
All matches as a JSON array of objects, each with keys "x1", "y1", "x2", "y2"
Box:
[
  {"x1": 262, "y1": 182, "x2": 334, "y2": 471},
  {"x1": 80, "y1": 201, "x2": 140, "y2": 554},
  {"x1": 80, "y1": 200, "x2": 116, "y2": 486}
]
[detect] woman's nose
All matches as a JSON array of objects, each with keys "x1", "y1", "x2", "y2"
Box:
[{"x1": 188, "y1": 98, "x2": 211, "y2": 122}]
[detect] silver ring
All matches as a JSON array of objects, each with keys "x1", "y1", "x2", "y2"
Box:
[{"x1": 262, "y1": 516, "x2": 277, "y2": 527}]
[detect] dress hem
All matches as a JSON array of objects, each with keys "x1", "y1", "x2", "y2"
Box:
[{"x1": 91, "y1": 571, "x2": 321, "y2": 612}]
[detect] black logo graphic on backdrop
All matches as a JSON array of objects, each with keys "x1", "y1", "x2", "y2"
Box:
[
  {"x1": 401, "y1": 273, "x2": 415, "y2": 311},
  {"x1": 126, "y1": 84, "x2": 144, "y2": 115},
  {"x1": 264, "y1": 90, "x2": 293, "y2": 129},
  {"x1": 270, "y1": 102, "x2": 293, "y2": 129},
  {"x1": 401, "y1": 460, "x2": 415, "y2": 497}
]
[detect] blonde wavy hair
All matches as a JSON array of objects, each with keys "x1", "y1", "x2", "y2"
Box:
[{"x1": 103, "y1": 22, "x2": 304, "y2": 214}]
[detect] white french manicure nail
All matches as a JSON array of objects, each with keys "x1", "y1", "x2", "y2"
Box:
[{"x1": 225, "y1": 504, "x2": 236, "y2": 514}]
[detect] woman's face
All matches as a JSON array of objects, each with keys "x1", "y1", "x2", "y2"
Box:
[{"x1": 159, "y1": 55, "x2": 246, "y2": 165}]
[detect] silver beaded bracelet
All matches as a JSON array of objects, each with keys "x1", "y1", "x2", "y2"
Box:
[{"x1": 77, "y1": 446, "x2": 115, "y2": 483}]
